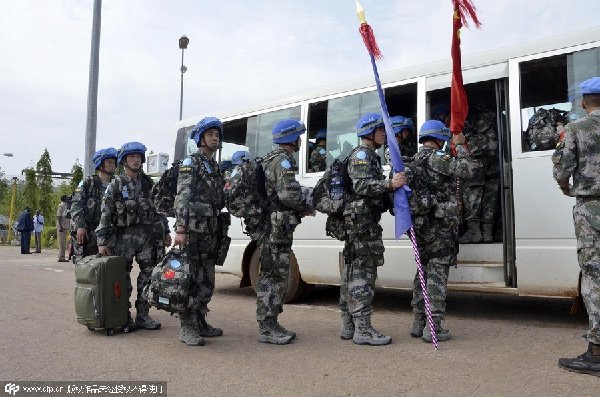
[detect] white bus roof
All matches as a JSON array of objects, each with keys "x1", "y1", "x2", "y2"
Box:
[{"x1": 176, "y1": 26, "x2": 600, "y2": 127}]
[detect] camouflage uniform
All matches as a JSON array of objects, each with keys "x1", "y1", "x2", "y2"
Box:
[
  {"x1": 257, "y1": 149, "x2": 308, "y2": 322},
  {"x1": 340, "y1": 145, "x2": 389, "y2": 322},
  {"x1": 174, "y1": 152, "x2": 224, "y2": 318},
  {"x1": 70, "y1": 175, "x2": 109, "y2": 261},
  {"x1": 309, "y1": 146, "x2": 327, "y2": 172},
  {"x1": 406, "y1": 144, "x2": 475, "y2": 332},
  {"x1": 96, "y1": 172, "x2": 163, "y2": 325},
  {"x1": 552, "y1": 109, "x2": 600, "y2": 346},
  {"x1": 152, "y1": 216, "x2": 170, "y2": 265},
  {"x1": 460, "y1": 111, "x2": 500, "y2": 242}
]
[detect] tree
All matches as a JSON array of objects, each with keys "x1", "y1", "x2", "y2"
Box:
[
  {"x1": 22, "y1": 168, "x2": 38, "y2": 212},
  {"x1": 70, "y1": 160, "x2": 84, "y2": 192},
  {"x1": 36, "y1": 149, "x2": 54, "y2": 219}
]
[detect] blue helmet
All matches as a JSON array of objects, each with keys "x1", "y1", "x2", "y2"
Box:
[
  {"x1": 231, "y1": 150, "x2": 249, "y2": 165},
  {"x1": 418, "y1": 120, "x2": 452, "y2": 143},
  {"x1": 356, "y1": 113, "x2": 384, "y2": 137},
  {"x1": 92, "y1": 147, "x2": 117, "y2": 169},
  {"x1": 581, "y1": 77, "x2": 600, "y2": 95},
  {"x1": 390, "y1": 116, "x2": 414, "y2": 135},
  {"x1": 117, "y1": 141, "x2": 147, "y2": 164},
  {"x1": 191, "y1": 116, "x2": 223, "y2": 146},
  {"x1": 431, "y1": 103, "x2": 450, "y2": 118},
  {"x1": 315, "y1": 128, "x2": 327, "y2": 143},
  {"x1": 272, "y1": 119, "x2": 306, "y2": 144}
]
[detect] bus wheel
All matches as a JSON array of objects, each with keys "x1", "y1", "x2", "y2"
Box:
[{"x1": 249, "y1": 248, "x2": 308, "y2": 303}]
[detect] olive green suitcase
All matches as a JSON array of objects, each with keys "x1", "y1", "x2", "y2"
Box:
[{"x1": 74, "y1": 255, "x2": 130, "y2": 335}]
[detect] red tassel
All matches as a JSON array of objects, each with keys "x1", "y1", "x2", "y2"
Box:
[
  {"x1": 453, "y1": 0, "x2": 482, "y2": 29},
  {"x1": 359, "y1": 23, "x2": 383, "y2": 60}
]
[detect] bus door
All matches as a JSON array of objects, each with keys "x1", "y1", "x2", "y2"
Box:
[{"x1": 428, "y1": 78, "x2": 513, "y2": 291}]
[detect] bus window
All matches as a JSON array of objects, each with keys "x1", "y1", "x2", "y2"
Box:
[
  {"x1": 317, "y1": 91, "x2": 380, "y2": 167},
  {"x1": 384, "y1": 83, "x2": 418, "y2": 163},
  {"x1": 220, "y1": 106, "x2": 302, "y2": 171},
  {"x1": 306, "y1": 101, "x2": 328, "y2": 173},
  {"x1": 519, "y1": 55, "x2": 571, "y2": 152}
]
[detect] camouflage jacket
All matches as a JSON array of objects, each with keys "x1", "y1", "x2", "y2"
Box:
[
  {"x1": 344, "y1": 144, "x2": 390, "y2": 216},
  {"x1": 70, "y1": 174, "x2": 108, "y2": 230},
  {"x1": 263, "y1": 148, "x2": 308, "y2": 213},
  {"x1": 174, "y1": 150, "x2": 224, "y2": 234},
  {"x1": 552, "y1": 110, "x2": 600, "y2": 196},
  {"x1": 96, "y1": 172, "x2": 157, "y2": 246},
  {"x1": 406, "y1": 145, "x2": 476, "y2": 221},
  {"x1": 309, "y1": 146, "x2": 327, "y2": 172}
]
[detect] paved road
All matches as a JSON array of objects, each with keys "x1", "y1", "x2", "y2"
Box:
[{"x1": 0, "y1": 246, "x2": 598, "y2": 396}]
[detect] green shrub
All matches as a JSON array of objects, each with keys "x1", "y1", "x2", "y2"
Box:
[{"x1": 42, "y1": 226, "x2": 58, "y2": 248}]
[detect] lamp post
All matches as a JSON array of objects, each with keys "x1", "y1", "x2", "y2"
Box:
[
  {"x1": 179, "y1": 35, "x2": 189, "y2": 121},
  {"x1": 7, "y1": 177, "x2": 17, "y2": 243}
]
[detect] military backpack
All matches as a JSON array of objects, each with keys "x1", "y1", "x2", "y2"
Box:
[
  {"x1": 225, "y1": 152, "x2": 284, "y2": 219},
  {"x1": 151, "y1": 160, "x2": 184, "y2": 218},
  {"x1": 525, "y1": 108, "x2": 568, "y2": 151},
  {"x1": 312, "y1": 156, "x2": 353, "y2": 241},
  {"x1": 143, "y1": 248, "x2": 192, "y2": 313}
]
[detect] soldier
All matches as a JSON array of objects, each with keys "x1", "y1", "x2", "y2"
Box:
[
  {"x1": 386, "y1": 115, "x2": 417, "y2": 164},
  {"x1": 309, "y1": 129, "x2": 327, "y2": 172},
  {"x1": 340, "y1": 113, "x2": 406, "y2": 346},
  {"x1": 174, "y1": 117, "x2": 227, "y2": 346},
  {"x1": 554, "y1": 77, "x2": 600, "y2": 375},
  {"x1": 459, "y1": 107, "x2": 500, "y2": 243},
  {"x1": 96, "y1": 141, "x2": 166, "y2": 331},
  {"x1": 256, "y1": 119, "x2": 313, "y2": 345},
  {"x1": 70, "y1": 148, "x2": 117, "y2": 262},
  {"x1": 431, "y1": 103, "x2": 451, "y2": 127},
  {"x1": 405, "y1": 120, "x2": 475, "y2": 342}
]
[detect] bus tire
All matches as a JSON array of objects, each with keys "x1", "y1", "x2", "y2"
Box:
[{"x1": 249, "y1": 247, "x2": 307, "y2": 303}]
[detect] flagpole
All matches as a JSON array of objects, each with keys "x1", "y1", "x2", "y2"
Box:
[{"x1": 355, "y1": 0, "x2": 438, "y2": 350}]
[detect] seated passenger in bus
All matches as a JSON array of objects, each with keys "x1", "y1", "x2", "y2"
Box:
[{"x1": 309, "y1": 128, "x2": 327, "y2": 172}]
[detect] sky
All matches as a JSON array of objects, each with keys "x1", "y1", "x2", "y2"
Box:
[{"x1": 1, "y1": 0, "x2": 600, "y2": 178}]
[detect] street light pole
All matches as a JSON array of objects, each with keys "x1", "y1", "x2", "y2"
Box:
[
  {"x1": 179, "y1": 35, "x2": 189, "y2": 121},
  {"x1": 84, "y1": 0, "x2": 102, "y2": 178}
]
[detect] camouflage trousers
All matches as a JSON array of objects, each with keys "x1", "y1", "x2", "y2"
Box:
[
  {"x1": 411, "y1": 215, "x2": 457, "y2": 318},
  {"x1": 339, "y1": 227, "x2": 385, "y2": 318},
  {"x1": 256, "y1": 211, "x2": 299, "y2": 321},
  {"x1": 113, "y1": 225, "x2": 154, "y2": 309},
  {"x1": 185, "y1": 232, "x2": 218, "y2": 314},
  {"x1": 462, "y1": 175, "x2": 500, "y2": 223},
  {"x1": 574, "y1": 198, "x2": 600, "y2": 344},
  {"x1": 71, "y1": 226, "x2": 99, "y2": 263}
]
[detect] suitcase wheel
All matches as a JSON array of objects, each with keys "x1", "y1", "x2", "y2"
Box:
[
  {"x1": 87, "y1": 326, "x2": 95, "y2": 332},
  {"x1": 123, "y1": 325, "x2": 130, "y2": 334},
  {"x1": 106, "y1": 329, "x2": 115, "y2": 336}
]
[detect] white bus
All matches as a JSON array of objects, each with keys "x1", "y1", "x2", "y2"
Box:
[{"x1": 170, "y1": 27, "x2": 600, "y2": 304}]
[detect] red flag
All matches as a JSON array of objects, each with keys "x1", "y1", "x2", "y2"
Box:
[{"x1": 450, "y1": 0, "x2": 481, "y2": 135}]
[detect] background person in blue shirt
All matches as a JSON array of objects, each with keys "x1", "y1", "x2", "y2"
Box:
[{"x1": 33, "y1": 210, "x2": 44, "y2": 253}]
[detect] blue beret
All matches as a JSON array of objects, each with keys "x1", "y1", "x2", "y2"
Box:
[{"x1": 581, "y1": 77, "x2": 600, "y2": 95}]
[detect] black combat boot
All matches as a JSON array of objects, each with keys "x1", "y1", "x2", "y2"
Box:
[
  {"x1": 179, "y1": 311, "x2": 204, "y2": 346},
  {"x1": 340, "y1": 312, "x2": 354, "y2": 340},
  {"x1": 135, "y1": 302, "x2": 161, "y2": 330},
  {"x1": 197, "y1": 312, "x2": 223, "y2": 337},
  {"x1": 558, "y1": 343, "x2": 600, "y2": 376},
  {"x1": 410, "y1": 313, "x2": 425, "y2": 338},
  {"x1": 352, "y1": 315, "x2": 392, "y2": 346},
  {"x1": 258, "y1": 317, "x2": 293, "y2": 345}
]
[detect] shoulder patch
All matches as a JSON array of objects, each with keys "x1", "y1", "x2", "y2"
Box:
[
  {"x1": 319, "y1": 148, "x2": 326, "y2": 155},
  {"x1": 356, "y1": 150, "x2": 367, "y2": 160},
  {"x1": 280, "y1": 159, "x2": 292, "y2": 169},
  {"x1": 181, "y1": 157, "x2": 193, "y2": 166}
]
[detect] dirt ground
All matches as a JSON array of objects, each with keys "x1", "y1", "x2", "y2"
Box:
[{"x1": 0, "y1": 246, "x2": 598, "y2": 396}]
